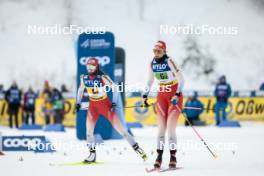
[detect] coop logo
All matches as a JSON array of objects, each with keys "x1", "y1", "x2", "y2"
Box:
[
  {"x1": 80, "y1": 39, "x2": 111, "y2": 49},
  {"x1": 3, "y1": 138, "x2": 41, "y2": 148},
  {"x1": 80, "y1": 56, "x2": 110, "y2": 67},
  {"x1": 2, "y1": 136, "x2": 45, "y2": 151}
]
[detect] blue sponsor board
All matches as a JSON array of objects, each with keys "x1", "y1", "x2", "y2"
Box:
[
  {"x1": 2, "y1": 135, "x2": 49, "y2": 152},
  {"x1": 76, "y1": 32, "x2": 117, "y2": 140},
  {"x1": 77, "y1": 32, "x2": 115, "y2": 85}
]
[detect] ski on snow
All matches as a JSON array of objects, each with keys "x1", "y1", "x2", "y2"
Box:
[
  {"x1": 49, "y1": 161, "x2": 105, "y2": 166},
  {"x1": 145, "y1": 166, "x2": 183, "y2": 173}
]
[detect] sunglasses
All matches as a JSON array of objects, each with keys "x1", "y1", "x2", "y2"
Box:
[
  {"x1": 86, "y1": 64, "x2": 96, "y2": 70},
  {"x1": 153, "y1": 49, "x2": 163, "y2": 54}
]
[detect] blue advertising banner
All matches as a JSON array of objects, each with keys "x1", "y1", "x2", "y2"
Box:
[
  {"x1": 77, "y1": 32, "x2": 115, "y2": 87},
  {"x1": 76, "y1": 32, "x2": 118, "y2": 140},
  {"x1": 2, "y1": 136, "x2": 46, "y2": 151}
]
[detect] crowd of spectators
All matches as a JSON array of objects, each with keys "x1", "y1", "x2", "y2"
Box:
[
  {"x1": 0, "y1": 77, "x2": 263, "y2": 128},
  {"x1": 0, "y1": 81, "x2": 68, "y2": 128}
]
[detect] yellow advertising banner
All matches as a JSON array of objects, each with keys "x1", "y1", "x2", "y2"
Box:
[
  {"x1": 0, "y1": 98, "x2": 76, "y2": 127},
  {"x1": 1, "y1": 96, "x2": 263, "y2": 127},
  {"x1": 0, "y1": 100, "x2": 23, "y2": 126},
  {"x1": 124, "y1": 97, "x2": 264, "y2": 125}
]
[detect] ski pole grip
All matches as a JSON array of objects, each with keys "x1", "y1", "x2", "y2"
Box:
[{"x1": 142, "y1": 94, "x2": 149, "y2": 107}]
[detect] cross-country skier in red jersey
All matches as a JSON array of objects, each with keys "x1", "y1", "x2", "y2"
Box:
[
  {"x1": 75, "y1": 58, "x2": 147, "y2": 163},
  {"x1": 142, "y1": 41, "x2": 184, "y2": 169}
]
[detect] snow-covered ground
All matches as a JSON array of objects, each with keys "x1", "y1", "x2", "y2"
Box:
[
  {"x1": 1, "y1": 123, "x2": 264, "y2": 176},
  {"x1": 0, "y1": 0, "x2": 264, "y2": 90}
]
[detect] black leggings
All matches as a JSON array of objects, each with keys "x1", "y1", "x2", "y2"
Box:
[
  {"x1": 8, "y1": 107, "x2": 19, "y2": 128},
  {"x1": 24, "y1": 109, "x2": 35, "y2": 125}
]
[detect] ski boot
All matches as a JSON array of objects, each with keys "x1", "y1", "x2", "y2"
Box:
[
  {"x1": 169, "y1": 149, "x2": 177, "y2": 169},
  {"x1": 154, "y1": 149, "x2": 163, "y2": 169},
  {"x1": 83, "y1": 148, "x2": 96, "y2": 163},
  {"x1": 133, "y1": 143, "x2": 148, "y2": 161}
]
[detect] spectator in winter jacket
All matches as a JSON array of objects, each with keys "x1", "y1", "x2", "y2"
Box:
[
  {"x1": 5, "y1": 81, "x2": 22, "y2": 128},
  {"x1": 51, "y1": 88, "x2": 64, "y2": 124},
  {"x1": 214, "y1": 75, "x2": 232, "y2": 125},
  {"x1": 183, "y1": 92, "x2": 204, "y2": 126},
  {"x1": 23, "y1": 86, "x2": 37, "y2": 125},
  {"x1": 60, "y1": 84, "x2": 69, "y2": 93},
  {"x1": 40, "y1": 80, "x2": 53, "y2": 125}
]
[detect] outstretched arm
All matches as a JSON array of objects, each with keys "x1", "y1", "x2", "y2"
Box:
[
  {"x1": 143, "y1": 63, "x2": 154, "y2": 96},
  {"x1": 76, "y1": 75, "x2": 85, "y2": 104},
  {"x1": 168, "y1": 58, "x2": 184, "y2": 94}
]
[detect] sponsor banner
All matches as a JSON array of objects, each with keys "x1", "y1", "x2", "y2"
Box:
[
  {"x1": 2, "y1": 136, "x2": 46, "y2": 151},
  {"x1": 76, "y1": 32, "x2": 116, "y2": 140},
  {"x1": 125, "y1": 97, "x2": 264, "y2": 125},
  {"x1": 1, "y1": 96, "x2": 263, "y2": 126},
  {"x1": 0, "y1": 100, "x2": 23, "y2": 126},
  {"x1": 0, "y1": 99, "x2": 76, "y2": 127},
  {"x1": 77, "y1": 32, "x2": 115, "y2": 90},
  {"x1": 227, "y1": 97, "x2": 264, "y2": 121},
  {"x1": 35, "y1": 98, "x2": 76, "y2": 127}
]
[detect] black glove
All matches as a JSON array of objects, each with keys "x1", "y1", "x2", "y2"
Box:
[
  {"x1": 75, "y1": 103, "x2": 81, "y2": 112},
  {"x1": 142, "y1": 95, "x2": 149, "y2": 107},
  {"x1": 111, "y1": 102, "x2": 117, "y2": 112},
  {"x1": 171, "y1": 92, "x2": 181, "y2": 106}
]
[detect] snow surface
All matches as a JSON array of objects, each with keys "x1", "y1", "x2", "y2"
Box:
[
  {"x1": 1, "y1": 123, "x2": 264, "y2": 176},
  {"x1": 0, "y1": 0, "x2": 264, "y2": 91}
]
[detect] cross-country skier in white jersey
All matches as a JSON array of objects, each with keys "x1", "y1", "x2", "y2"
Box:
[
  {"x1": 75, "y1": 58, "x2": 147, "y2": 163},
  {"x1": 142, "y1": 41, "x2": 184, "y2": 169}
]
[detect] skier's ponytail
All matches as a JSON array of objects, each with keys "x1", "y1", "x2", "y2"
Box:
[{"x1": 97, "y1": 66, "x2": 106, "y2": 76}]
